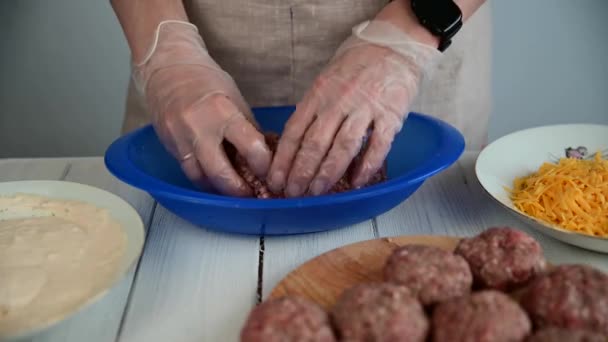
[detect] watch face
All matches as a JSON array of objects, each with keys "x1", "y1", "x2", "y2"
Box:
[{"x1": 412, "y1": 0, "x2": 463, "y2": 38}]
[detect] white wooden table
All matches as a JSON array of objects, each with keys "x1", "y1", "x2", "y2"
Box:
[{"x1": 3, "y1": 152, "x2": 606, "y2": 342}]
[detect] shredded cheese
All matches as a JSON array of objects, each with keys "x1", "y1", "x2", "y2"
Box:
[{"x1": 508, "y1": 151, "x2": 608, "y2": 237}]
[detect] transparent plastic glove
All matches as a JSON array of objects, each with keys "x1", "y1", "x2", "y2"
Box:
[
  {"x1": 267, "y1": 20, "x2": 442, "y2": 197},
  {"x1": 133, "y1": 21, "x2": 271, "y2": 197}
]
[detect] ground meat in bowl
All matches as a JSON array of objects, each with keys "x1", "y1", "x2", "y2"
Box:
[
  {"x1": 331, "y1": 283, "x2": 429, "y2": 342},
  {"x1": 520, "y1": 264, "x2": 608, "y2": 335},
  {"x1": 383, "y1": 244, "x2": 473, "y2": 306},
  {"x1": 230, "y1": 132, "x2": 387, "y2": 198},
  {"x1": 240, "y1": 296, "x2": 336, "y2": 342},
  {"x1": 454, "y1": 226, "x2": 547, "y2": 290},
  {"x1": 431, "y1": 290, "x2": 532, "y2": 342},
  {"x1": 526, "y1": 327, "x2": 607, "y2": 342}
]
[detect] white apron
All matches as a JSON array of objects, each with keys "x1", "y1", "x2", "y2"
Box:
[{"x1": 121, "y1": 0, "x2": 492, "y2": 150}]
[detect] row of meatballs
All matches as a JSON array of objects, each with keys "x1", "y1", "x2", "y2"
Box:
[{"x1": 240, "y1": 227, "x2": 608, "y2": 341}]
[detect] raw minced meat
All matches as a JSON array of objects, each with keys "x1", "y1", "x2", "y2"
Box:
[
  {"x1": 454, "y1": 227, "x2": 547, "y2": 290},
  {"x1": 526, "y1": 327, "x2": 607, "y2": 342},
  {"x1": 230, "y1": 132, "x2": 387, "y2": 198},
  {"x1": 520, "y1": 264, "x2": 608, "y2": 335},
  {"x1": 383, "y1": 244, "x2": 473, "y2": 306},
  {"x1": 432, "y1": 290, "x2": 532, "y2": 342},
  {"x1": 240, "y1": 296, "x2": 336, "y2": 342},
  {"x1": 331, "y1": 283, "x2": 429, "y2": 342}
]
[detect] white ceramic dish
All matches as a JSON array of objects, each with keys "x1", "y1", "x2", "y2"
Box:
[
  {"x1": 0, "y1": 180, "x2": 145, "y2": 339},
  {"x1": 475, "y1": 124, "x2": 608, "y2": 254}
]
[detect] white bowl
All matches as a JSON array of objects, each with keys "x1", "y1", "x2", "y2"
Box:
[
  {"x1": 475, "y1": 124, "x2": 608, "y2": 253},
  {"x1": 0, "y1": 180, "x2": 145, "y2": 339}
]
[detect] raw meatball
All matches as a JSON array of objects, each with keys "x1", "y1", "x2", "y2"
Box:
[
  {"x1": 231, "y1": 132, "x2": 387, "y2": 198},
  {"x1": 240, "y1": 296, "x2": 336, "y2": 342},
  {"x1": 520, "y1": 264, "x2": 608, "y2": 335},
  {"x1": 383, "y1": 244, "x2": 473, "y2": 305},
  {"x1": 454, "y1": 227, "x2": 547, "y2": 290},
  {"x1": 526, "y1": 327, "x2": 606, "y2": 342},
  {"x1": 432, "y1": 290, "x2": 532, "y2": 342},
  {"x1": 331, "y1": 283, "x2": 429, "y2": 342}
]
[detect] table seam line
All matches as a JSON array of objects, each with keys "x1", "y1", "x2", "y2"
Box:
[
  {"x1": 455, "y1": 159, "x2": 469, "y2": 185},
  {"x1": 114, "y1": 201, "x2": 158, "y2": 342},
  {"x1": 256, "y1": 236, "x2": 265, "y2": 304},
  {"x1": 372, "y1": 217, "x2": 380, "y2": 238},
  {"x1": 60, "y1": 162, "x2": 72, "y2": 180}
]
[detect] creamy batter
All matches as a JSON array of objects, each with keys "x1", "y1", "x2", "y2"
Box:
[{"x1": 0, "y1": 194, "x2": 127, "y2": 336}]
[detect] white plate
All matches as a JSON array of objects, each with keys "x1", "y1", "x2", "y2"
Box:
[
  {"x1": 0, "y1": 180, "x2": 145, "y2": 339},
  {"x1": 475, "y1": 124, "x2": 608, "y2": 254}
]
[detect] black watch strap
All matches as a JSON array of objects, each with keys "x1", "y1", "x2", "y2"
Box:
[{"x1": 410, "y1": 0, "x2": 463, "y2": 52}]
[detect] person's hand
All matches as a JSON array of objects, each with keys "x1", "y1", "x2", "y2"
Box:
[
  {"x1": 132, "y1": 21, "x2": 271, "y2": 197},
  {"x1": 267, "y1": 20, "x2": 441, "y2": 197}
]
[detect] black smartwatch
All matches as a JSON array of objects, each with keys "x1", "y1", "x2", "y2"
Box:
[{"x1": 410, "y1": 0, "x2": 463, "y2": 52}]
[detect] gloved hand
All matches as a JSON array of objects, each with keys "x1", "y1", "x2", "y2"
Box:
[
  {"x1": 267, "y1": 20, "x2": 442, "y2": 197},
  {"x1": 132, "y1": 21, "x2": 272, "y2": 197}
]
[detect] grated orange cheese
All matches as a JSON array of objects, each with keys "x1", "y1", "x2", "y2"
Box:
[{"x1": 508, "y1": 151, "x2": 608, "y2": 237}]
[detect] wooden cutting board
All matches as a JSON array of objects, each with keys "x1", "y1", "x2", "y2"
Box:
[{"x1": 269, "y1": 235, "x2": 460, "y2": 310}]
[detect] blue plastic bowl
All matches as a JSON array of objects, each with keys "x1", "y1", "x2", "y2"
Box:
[{"x1": 104, "y1": 106, "x2": 464, "y2": 235}]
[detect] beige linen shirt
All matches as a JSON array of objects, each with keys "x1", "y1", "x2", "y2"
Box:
[{"x1": 121, "y1": 0, "x2": 492, "y2": 150}]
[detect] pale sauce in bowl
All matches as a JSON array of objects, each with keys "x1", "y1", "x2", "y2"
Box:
[{"x1": 0, "y1": 194, "x2": 127, "y2": 337}]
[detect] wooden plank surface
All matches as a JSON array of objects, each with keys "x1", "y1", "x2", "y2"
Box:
[
  {"x1": 0, "y1": 159, "x2": 68, "y2": 182},
  {"x1": 117, "y1": 207, "x2": 260, "y2": 342},
  {"x1": 375, "y1": 155, "x2": 484, "y2": 239},
  {"x1": 268, "y1": 235, "x2": 460, "y2": 310},
  {"x1": 4, "y1": 152, "x2": 607, "y2": 342},
  {"x1": 0, "y1": 158, "x2": 156, "y2": 342},
  {"x1": 262, "y1": 222, "x2": 376, "y2": 302},
  {"x1": 261, "y1": 157, "x2": 480, "y2": 306}
]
